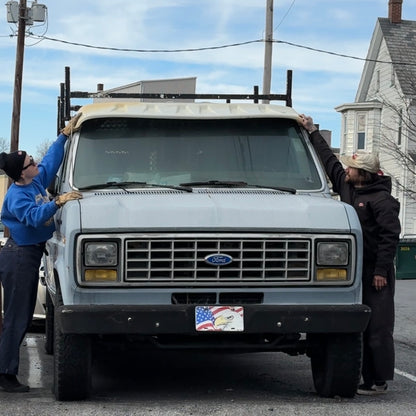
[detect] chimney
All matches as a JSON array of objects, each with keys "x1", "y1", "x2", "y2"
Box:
[{"x1": 388, "y1": 0, "x2": 403, "y2": 24}]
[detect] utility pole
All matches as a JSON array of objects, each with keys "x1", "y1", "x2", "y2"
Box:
[
  {"x1": 10, "y1": 0, "x2": 27, "y2": 152},
  {"x1": 262, "y1": 0, "x2": 273, "y2": 104},
  {"x1": 1, "y1": 0, "x2": 46, "y2": 332}
]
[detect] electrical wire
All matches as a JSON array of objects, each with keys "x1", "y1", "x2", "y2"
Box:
[
  {"x1": 274, "y1": 0, "x2": 296, "y2": 31},
  {"x1": 25, "y1": 9, "x2": 49, "y2": 47},
  {"x1": 4, "y1": 32, "x2": 416, "y2": 67},
  {"x1": 273, "y1": 39, "x2": 412, "y2": 65},
  {"x1": 27, "y1": 34, "x2": 263, "y2": 52}
]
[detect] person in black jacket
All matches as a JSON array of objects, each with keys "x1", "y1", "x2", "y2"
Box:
[{"x1": 299, "y1": 114, "x2": 401, "y2": 396}]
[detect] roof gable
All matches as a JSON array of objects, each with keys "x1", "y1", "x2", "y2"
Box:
[{"x1": 356, "y1": 18, "x2": 416, "y2": 101}]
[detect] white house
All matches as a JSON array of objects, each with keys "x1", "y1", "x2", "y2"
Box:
[{"x1": 335, "y1": 0, "x2": 416, "y2": 236}]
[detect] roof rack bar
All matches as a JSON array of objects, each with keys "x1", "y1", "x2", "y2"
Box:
[
  {"x1": 69, "y1": 91, "x2": 290, "y2": 101},
  {"x1": 254, "y1": 85, "x2": 259, "y2": 104},
  {"x1": 58, "y1": 67, "x2": 294, "y2": 129},
  {"x1": 56, "y1": 82, "x2": 65, "y2": 135},
  {"x1": 64, "y1": 66, "x2": 71, "y2": 122},
  {"x1": 286, "y1": 70, "x2": 293, "y2": 107}
]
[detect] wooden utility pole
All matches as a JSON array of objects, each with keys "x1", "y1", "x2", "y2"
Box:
[
  {"x1": 1, "y1": 0, "x2": 27, "y2": 333},
  {"x1": 10, "y1": 0, "x2": 27, "y2": 152},
  {"x1": 262, "y1": 0, "x2": 273, "y2": 104}
]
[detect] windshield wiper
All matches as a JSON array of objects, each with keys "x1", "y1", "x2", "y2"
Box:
[
  {"x1": 179, "y1": 180, "x2": 296, "y2": 194},
  {"x1": 248, "y1": 184, "x2": 296, "y2": 194},
  {"x1": 142, "y1": 183, "x2": 192, "y2": 192},
  {"x1": 77, "y1": 182, "x2": 129, "y2": 190},
  {"x1": 180, "y1": 180, "x2": 248, "y2": 187},
  {"x1": 78, "y1": 181, "x2": 192, "y2": 192},
  {"x1": 78, "y1": 181, "x2": 146, "y2": 190}
]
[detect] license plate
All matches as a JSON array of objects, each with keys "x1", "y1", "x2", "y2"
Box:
[{"x1": 195, "y1": 306, "x2": 244, "y2": 332}]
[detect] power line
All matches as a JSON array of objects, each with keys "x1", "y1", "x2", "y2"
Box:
[
  {"x1": 274, "y1": 39, "x2": 402, "y2": 65},
  {"x1": 3, "y1": 32, "x2": 416, "y2": 67},
  {"x1": 27, "y1": 34, "x2": 264, "y2": 52},
  {"x1": 274, "y1": 0, "x2": 296, "y2": 31}
]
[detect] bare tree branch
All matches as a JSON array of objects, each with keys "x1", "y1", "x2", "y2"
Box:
[
  {"x1": 36, "y1": 139, "x2": 53, "y2": 161},
  {"x1": 0, "y1": 137, "x2": 9, "y2": 153},
  {"x1": 377, "y1": 91, "x2": 416, "y2": 200}
]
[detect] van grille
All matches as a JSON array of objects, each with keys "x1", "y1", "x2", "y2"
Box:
[{"x1": 125, "y1": 238, "x2": 311, "y2": 285}]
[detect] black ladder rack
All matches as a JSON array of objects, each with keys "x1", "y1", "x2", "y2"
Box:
[{"x1": 57, "y1": 66, "x2": 293, "y2": 134}]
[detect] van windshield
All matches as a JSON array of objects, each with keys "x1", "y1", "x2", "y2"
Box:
[{"x1": 73, "y1": 117, "x2": 322, "y2": 190}]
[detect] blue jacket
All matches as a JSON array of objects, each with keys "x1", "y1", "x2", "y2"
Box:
[{"x1": 1, "y1": 134, "x2": 67, "y2": 245}]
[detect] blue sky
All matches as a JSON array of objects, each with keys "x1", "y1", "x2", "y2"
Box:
[{"x1": 1, "y1": 0, "x2": 416, "y2": 157}]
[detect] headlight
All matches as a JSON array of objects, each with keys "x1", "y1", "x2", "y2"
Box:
[
  {"x1": 85, "y1": 242, "x2": 118, "y2": 266},
  {"x1": 317, "y1": 242, "x2": 348, "y2": 266},
  {"x1": 78, "y1": 238, "x2": 121, "y2": 285}
]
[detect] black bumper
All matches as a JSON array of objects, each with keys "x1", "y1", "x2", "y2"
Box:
[{"x1": 56, "y1": 304, "x2": 371, "y2": 335}]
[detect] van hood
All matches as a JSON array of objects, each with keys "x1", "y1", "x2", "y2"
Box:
[{"x1": 70, "y1": 189, "x2": 356, "y2": 233}]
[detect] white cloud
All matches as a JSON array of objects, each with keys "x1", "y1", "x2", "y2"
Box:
[{"x1": 0, "y1": 0, "x2": 416, "y2": 154}]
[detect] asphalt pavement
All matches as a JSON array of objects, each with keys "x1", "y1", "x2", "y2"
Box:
[{"x1": 0, "y1": 278, "x2": 415, "y2": 415}]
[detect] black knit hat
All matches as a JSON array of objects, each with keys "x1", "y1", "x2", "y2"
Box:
[{"x1": 0, "y1": 150, "x2": 27, "y2": 181}]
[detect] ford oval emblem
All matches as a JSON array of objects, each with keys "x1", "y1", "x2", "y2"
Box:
[{"x1": 204, "y1": 253, "x2": 233, "y2": 266}]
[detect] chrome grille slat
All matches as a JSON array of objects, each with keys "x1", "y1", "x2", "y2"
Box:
[{"x1": 125, "y1": 238, "x2": 311, "y2": 284}]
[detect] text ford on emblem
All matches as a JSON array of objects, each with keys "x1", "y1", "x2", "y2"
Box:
[{"x1": 204, "y1": 253, "x2": 233, "y2": 266}]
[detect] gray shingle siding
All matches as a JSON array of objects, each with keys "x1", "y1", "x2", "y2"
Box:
[{"x1": 378, "y1": 18, "x2": 416, "y2": 97}]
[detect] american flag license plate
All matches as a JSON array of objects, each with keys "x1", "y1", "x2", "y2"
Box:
[{"x1": 195, "y1": 306, "x2": 244, "y2": 332}]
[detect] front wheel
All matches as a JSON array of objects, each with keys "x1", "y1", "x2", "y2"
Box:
[
  {"x1": 309, "y1": 333, "x2": 362, "y2": 398},
  {"x1": 53, "y1": 284, "x2": 92, "y2": 401}
]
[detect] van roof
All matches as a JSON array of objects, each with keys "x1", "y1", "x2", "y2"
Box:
[{"x1": 75, "y1": 102, "x2": 300, "y2": 125}]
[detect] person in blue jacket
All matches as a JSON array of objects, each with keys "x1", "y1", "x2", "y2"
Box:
[{"x1": 0, "y1": 113, "x2": 82, "y2": 393}]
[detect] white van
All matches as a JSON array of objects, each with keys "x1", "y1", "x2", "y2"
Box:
[{"x1": 44, "y1": 69, "x2": 370, "y2": 401}]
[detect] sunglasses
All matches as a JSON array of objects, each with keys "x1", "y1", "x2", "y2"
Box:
[{"x1": 22, "y1": 155, "x2": 36, "y2": 170}]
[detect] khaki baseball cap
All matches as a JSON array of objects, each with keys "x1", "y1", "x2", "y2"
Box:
[{"x1": 340, "y1": 152, "x2": 380, "y2": 174}]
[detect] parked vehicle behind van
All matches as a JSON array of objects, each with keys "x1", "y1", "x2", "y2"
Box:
[{"x1": 0, "y1": 219, "x2": 6, "y2": 248}]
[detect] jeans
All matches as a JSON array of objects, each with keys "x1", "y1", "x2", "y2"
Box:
[
  {"x1": 0, "y1": 238, "x2": 44, "y2": 375},
  {"x1": 361, "y1": 262, "x2": 396, "y2": 384}
]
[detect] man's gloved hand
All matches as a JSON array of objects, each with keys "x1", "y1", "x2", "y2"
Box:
[
  {"x1": 55, "y1": 191, "x2": 83, "y2": 207},
  {"x1": 298, "y1": 114, "x2": 318, "y2": 134},
  {"x1": 61, "y1": 113, "x2": 82, "y2": 136}
]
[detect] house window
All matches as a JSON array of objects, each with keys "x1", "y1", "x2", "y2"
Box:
[
  {"x1": 391, "y1": 68, "x2": 395, "y2": 87},
  {"x1": 398, "y1": 108, "x2": 403, "y2": 146},
  {"x1": 343, "y1": 113, "x2": 347, "y2": 146},
  {"x1": 357, "y1": 113, "x2": 367, "y2": 150},
  {"x1": 375, "y1": 70, "x2": 380, "y2": 93}
]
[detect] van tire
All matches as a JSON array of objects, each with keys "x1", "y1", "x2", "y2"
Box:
[
  {"x1": 309, "y1": 333, "x2": 362, "y2": 398},
  {"x1": 53, "y1": 284, "x2": 92, "y2": 401}
]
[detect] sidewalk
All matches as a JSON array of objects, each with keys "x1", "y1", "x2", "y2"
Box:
[{"x1": 394, "y1": 279, "x2": 416, "y2": 347}]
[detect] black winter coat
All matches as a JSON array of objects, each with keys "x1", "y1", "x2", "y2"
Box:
[{"x1": 309, "y1": 130, "x2": 401, "y2": 279}]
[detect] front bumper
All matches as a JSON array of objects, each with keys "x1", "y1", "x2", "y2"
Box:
[{"x1": 56, "y1": 304, "x2": 371, "y2": 335}]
